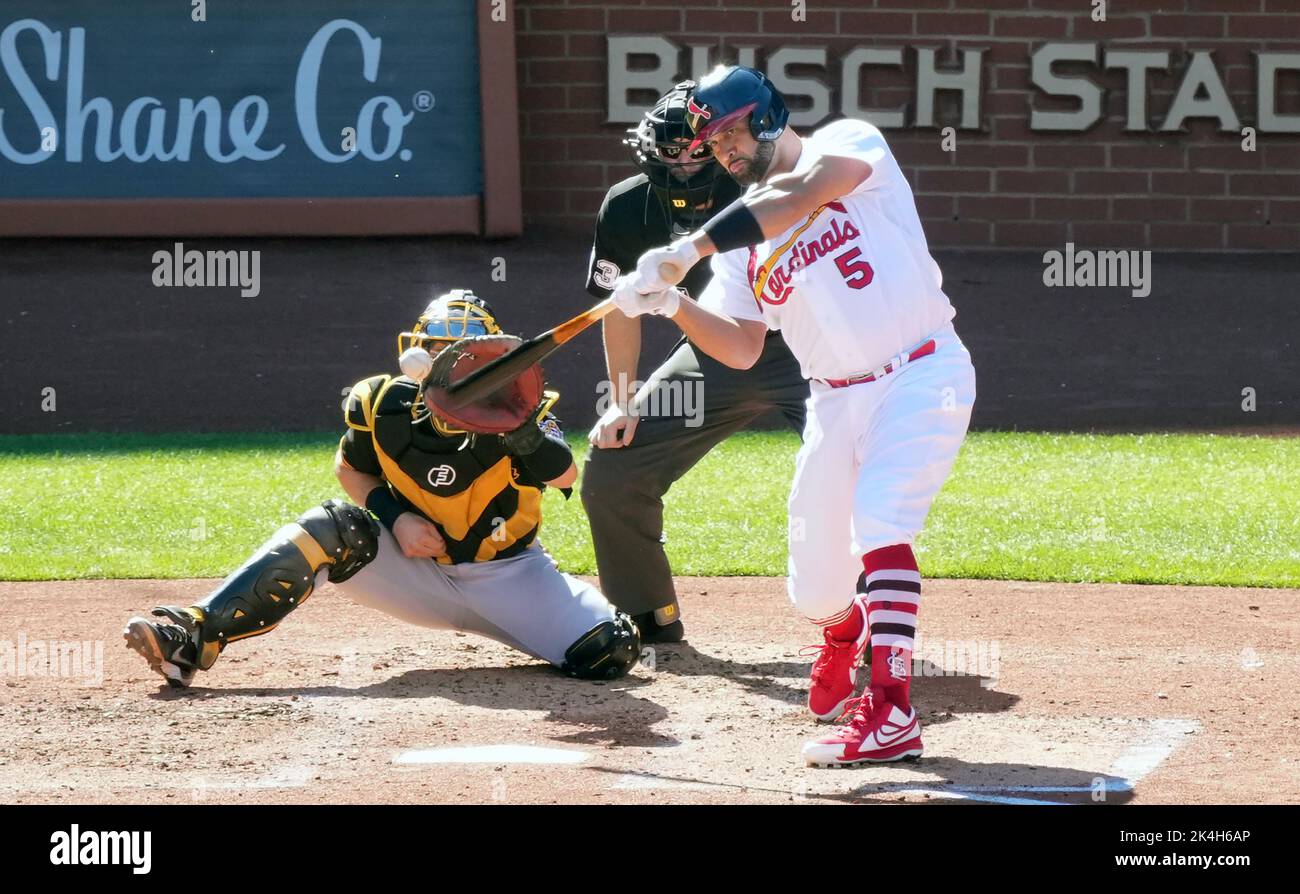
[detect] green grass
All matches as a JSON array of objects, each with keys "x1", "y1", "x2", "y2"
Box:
[{"x1": 1, "y1": 431, "x2": 1297, "y2": 587}]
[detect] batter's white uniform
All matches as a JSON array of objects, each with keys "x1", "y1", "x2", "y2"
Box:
[{"x1": 699, "y1": 118, "x2": 976, "y2": 623}]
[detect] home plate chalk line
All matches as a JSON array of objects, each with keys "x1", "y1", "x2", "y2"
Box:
[
  {"x1": 395, "y1": 745, "x2": 590, "y2": 765},
  {"x1": 611, "y1": 717, "x2": 1200, "y2": 803},
  {"x1": 881, "y1": 717, "x2": 1200, "y2": 805}
]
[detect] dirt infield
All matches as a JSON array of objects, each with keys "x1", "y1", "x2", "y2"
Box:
[{"x1": 2, "y1": 575, "x2": 1296, "y2": 805}]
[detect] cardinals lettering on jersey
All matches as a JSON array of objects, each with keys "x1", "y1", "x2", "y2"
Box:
[
  {"x1": 748, "y1": 202, "x2": 864, "y2": 307},
  {"x1": 700, "y1": 118, "x2": 955, "y2": 382}
]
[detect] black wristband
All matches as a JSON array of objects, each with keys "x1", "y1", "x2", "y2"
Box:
[
  {"x1": 365, "y1": 486, "x2": 405, "y2": 533},
  {"x1": 516, "y1": 436, "x2": 573, "y2": 483},
  {"x1": 702, "y1": 198, "x2": 765, "y2": 253}
]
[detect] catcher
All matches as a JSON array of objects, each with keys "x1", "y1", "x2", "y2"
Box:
[{"x1": 123, "y1": 290, "x2": 641, "y2": 687}]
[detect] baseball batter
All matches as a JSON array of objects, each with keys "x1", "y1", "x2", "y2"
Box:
[
  {"x1": 582, "y1": 81, "x2": 807, "y2": 642},
  {"x1": 123, "y1": 291, "x2": 641, "y2": 688},
  {"x1": 612, "y1": 66, "x2": 977, "y2": 766}
]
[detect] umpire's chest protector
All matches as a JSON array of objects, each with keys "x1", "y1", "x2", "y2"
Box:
[{"x1": 368, "y1": 379, "x2": 544, "y2": 563}]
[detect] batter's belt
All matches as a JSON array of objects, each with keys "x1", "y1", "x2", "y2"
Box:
[{"x1": 816, "y1": 338, "x2": 936, "y2": 389}]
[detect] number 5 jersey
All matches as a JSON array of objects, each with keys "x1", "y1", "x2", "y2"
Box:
[{"x1": 698, "y1": 118, "x2": 957, "y2": 382}]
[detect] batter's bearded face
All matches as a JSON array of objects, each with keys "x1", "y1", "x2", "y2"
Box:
[{"x1": 705, "y1": 125, "x2": 770, "y2": 186}]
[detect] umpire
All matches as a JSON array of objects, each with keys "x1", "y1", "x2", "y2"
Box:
[{"x1": 580, "y1": 81, "x2": 809, "y2": 642}]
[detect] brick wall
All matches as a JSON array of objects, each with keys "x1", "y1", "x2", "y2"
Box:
[{"x1": 513, "y1": 0, "x2": 1300, "y2": 250}]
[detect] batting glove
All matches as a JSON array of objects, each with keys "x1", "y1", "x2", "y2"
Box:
[
  {"x1": 631, "y1": 237, "x2": 701, "y2": 294},
  {"x1": 612, "y1": 277, "x2": 682, "y2": 318}
]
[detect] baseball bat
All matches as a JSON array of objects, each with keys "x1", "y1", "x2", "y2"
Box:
[{"x1": 440, "y1": 297, "x2": 617, "y2": 409}]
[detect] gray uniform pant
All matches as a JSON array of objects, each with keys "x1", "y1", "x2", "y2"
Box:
[
  {"x1": 329, "y1": 529, "x2": 616, "y2": 667},
  {"x1": 580, "y1": 333, "x2": 808, "y2": 616}
]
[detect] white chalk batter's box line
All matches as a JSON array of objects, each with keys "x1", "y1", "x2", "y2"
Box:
[
  {"x1": 0, "y1": 718, "x2": 1198, "y2": 802},
  {"x1": 850, "y1": 718, "x2": 1200, "y2": 805},
  {"x1": 389, "y1": 718, "x2": 1199, "y2": 805}
]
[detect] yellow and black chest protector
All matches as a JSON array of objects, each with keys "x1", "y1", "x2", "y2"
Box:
[{"x1": 360, "y1": 376, "x2": 545, "y2": 564}]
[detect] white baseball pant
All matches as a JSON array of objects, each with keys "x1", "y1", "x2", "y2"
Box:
[{"x1": 787, "y1": 323, "x2": 976, "y2": 623}]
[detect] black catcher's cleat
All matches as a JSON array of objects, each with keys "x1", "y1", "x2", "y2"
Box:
[{"x1": 122, "y1": 608, "x2": 202, "y2": 688}]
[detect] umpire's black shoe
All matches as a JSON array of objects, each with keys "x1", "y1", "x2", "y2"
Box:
[{"x1": 634, "y1": 605, "x2": 686, "y2": 644}]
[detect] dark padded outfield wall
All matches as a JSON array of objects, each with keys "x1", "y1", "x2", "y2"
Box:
[{"x1": 1, "y1": 238, "x2": 1296, "y2": 434}]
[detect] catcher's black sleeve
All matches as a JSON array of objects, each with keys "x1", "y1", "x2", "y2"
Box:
[
  {"x1": 514, "y1": 413, "x2": 572, "y2": 483},
  {"x1": 517, "y1": 437, "x2": 572, "y2": 484},
  {"x1": 339, "y1": 428, "x2": 383, "y2": 476}
]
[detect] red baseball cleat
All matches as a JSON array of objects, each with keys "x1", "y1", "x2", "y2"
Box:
[
  {"x1": 803, "y1": 599, "x2": 869, "y2": 721},
  {"x1": 802, "y1": 693, "x2": 924, "y2": 767}
]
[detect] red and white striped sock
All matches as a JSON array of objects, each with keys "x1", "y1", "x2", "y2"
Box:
[{"x1": 862, "y1": 544, "x2": 920, "y2": 712}]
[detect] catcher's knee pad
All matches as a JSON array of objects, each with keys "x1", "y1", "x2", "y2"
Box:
[
  {"x1": 561, "y1": 612, "x2": 641, "y2": 680},
  {"x1": 296, "y1": 500, "x2": 381, "y2": 584},
  {"x1": 184, "y1": 500, "x2": 379, "y2": 666}
]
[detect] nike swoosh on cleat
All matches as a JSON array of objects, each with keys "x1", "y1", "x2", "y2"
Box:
[{"x1": 870, "y1": 718, "x2": 918, "y2": 747}]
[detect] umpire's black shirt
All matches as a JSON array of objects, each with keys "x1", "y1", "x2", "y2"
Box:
[{"x1": 585, "y1": 173, "x2": 744, "y2": 302}]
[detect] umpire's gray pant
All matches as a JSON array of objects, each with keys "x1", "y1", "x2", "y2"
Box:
[
  {"x1": 328, "y1": 528, "x2": 616, "y2": 667},
  {"x1": 580, "y1": 333, "x2": 808, "y2": 617}
]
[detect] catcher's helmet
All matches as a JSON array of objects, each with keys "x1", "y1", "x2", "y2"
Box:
[
  {"x1": 625, "y1": 81, "x2": 729, "y2": 232},
  {"x1": 397, "y1": 289, "x2": 502, "y2": 358},
  {"x1": 686, "y1": 65, "x2": 789, "y2": 151}
]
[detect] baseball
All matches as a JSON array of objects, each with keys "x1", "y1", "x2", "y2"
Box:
[{"x1": 399, "y1": 346, "x2": 434, "y2": 381}]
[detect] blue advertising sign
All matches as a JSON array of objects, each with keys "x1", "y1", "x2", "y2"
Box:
[{"x1": 0, "y1": 1, "x2": 483, "y2": 199}]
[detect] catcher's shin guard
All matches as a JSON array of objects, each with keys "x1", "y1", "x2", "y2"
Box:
[
  {"x1": 561, "y1": 612, "x2": 642, "y2": 680},
  {"x1": 166, "y1": 500, "x2": 380, "y2": 670}
]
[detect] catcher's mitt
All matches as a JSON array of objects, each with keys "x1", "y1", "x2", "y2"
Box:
[{"x1": 421, "y1": 335, "x2": 544, "y2": 434}]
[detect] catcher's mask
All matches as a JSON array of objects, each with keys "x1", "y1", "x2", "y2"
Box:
[
  {"x1": 625, "y1": 80, "x2": 728, "y2": 234},
  {"x1": 397, "y1": 289, "x2": 502, "y2": 359}
]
